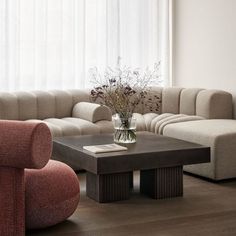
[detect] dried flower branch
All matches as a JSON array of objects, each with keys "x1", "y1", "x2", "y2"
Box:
[{"x1": 90, "y1": 63, "x2": 162, "y2": 117}]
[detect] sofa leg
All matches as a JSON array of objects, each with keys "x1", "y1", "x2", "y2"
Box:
[{"x1": 0, "y1": 167, "x2": 25, "y2": 236}]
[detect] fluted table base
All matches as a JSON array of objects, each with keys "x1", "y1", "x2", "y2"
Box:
[
  {"x1": 86, "y1": 172, "x2": 131, "y2": 203},
  {"x1": 140, "y1": 166, "x2": 183, "y2": 199}
]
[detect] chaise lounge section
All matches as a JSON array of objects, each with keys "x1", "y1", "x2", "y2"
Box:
[{"x1": 164, "y1": 119, "x2": 236, "y2": 180}]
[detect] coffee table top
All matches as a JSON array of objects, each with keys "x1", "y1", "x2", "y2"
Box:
[{"x1": 53, "y1": 132, "x2": 210, "y2": 174}]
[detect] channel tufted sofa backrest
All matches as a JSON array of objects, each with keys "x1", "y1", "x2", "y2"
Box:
[
  {"x1": 0, "y1": 89, "x2": 90, "y2": 120},
  {"x1": 160, "y1": 87, "x2": 233, "y2": 119},
  {"x1": 0, "y1": 87, "x2": 233, "y2": 120}
]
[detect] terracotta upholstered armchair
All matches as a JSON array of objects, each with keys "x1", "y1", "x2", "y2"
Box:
[{"x1": 0, "y1": 121, "x2": 80, "y2": 236}]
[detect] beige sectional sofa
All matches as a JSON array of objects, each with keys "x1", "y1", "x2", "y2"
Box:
[
  {"x1": 0, "y1": 87, "x2": 234, "y2": 180},
  {"x1": 0, "y1": 90, "x2": 114, "y2": 136}
]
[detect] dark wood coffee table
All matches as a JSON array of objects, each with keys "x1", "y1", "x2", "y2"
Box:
[{"x1": 53, "y1": 132, "x2": 210, "y2": 203}]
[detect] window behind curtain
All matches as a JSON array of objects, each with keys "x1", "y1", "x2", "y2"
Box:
[{"x1": 0, "y1": 0, "x2": 170, "y2": 91}]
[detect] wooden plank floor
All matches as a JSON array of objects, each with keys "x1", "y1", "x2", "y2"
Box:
[{"x1": 27, "y1": 171, "x2": 236, "y2": 236}]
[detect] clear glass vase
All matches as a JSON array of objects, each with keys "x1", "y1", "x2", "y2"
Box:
[{"x1": 112, "y1": 113, "x2": 137, "y2": 143}]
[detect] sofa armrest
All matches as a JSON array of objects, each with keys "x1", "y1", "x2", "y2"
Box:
[
  {"x1": 72, "y1": 102, "x2": 112, "y2": 123},
  {"x1": 196, "y1": 90, "x2": 233, "y2": 119},
  {"x1": 0, "y1": 120, "x2": 52, "y2": 169}
]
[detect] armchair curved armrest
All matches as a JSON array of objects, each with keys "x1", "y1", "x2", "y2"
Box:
[
  {"x1": 72, "y1": 102, "x2": 112, "y2": 123},
  {"x1": 0, "y1": 120, "x2": 52, "y2": 169}
]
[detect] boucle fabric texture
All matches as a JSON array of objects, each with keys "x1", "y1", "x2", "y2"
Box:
[
  {"x1": 0, "y1": 120, "x2": 52, "y2": 169},
  {"x1": 0, "y1": 167, "x2": 24, "y2": 236},
  {"x1": 25, "y1": 160, "x2": 80, "y2": 229},
  {"x1": 0, "y1": 120, "x2": 52, "y2": 235}
]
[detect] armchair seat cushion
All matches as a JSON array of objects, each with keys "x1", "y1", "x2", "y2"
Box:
[{"x1": 25, "y1": 160, "x2": 80, "y2": 229}]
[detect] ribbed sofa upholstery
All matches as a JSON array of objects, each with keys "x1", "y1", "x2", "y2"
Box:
[
  {"x1": 0, "y1": 89, "x2": 114, "y2": 137},
  {"x1": 0, "y1": 90, "x2": 88, "y2": 120},
  {"x1": 0, "y1": 87, "x2": 232, "y2": 136},
  {"x1": 0, "y1": 87, "x2": 234, "y2": 180}
]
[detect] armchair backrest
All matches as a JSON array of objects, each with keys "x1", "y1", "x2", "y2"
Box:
[{"x1": 0, "y1": 120, "x2": 52, "y2": 236}]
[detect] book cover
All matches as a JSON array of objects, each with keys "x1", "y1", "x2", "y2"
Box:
[{"x1": 83, "y1": 143, "x2": 127, "y2": 154}]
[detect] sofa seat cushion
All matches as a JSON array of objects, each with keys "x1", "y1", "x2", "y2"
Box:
[
  {"x1": 95, "y1": 120, "x2": 114, "y2": 133},
  {"x1": 149, "y1": 113, "x2": 204, "y2": 134},
  {"x1": 27, "y1": 119, "x2": 64, "y2": 137},
  {"x1": 132, "y1": 113, "x2": 147, "y2": 131},
  {"x1": 110, "y1": 113, "x2": 203, "y2": 134},
  {"x1": 163, "y1": 119, "x2": 236, "y2": 180},
  {"x1": 61, "y1": 118, "x2": 100, "y2": 135},
  {"x1": 142, "y1": 113, "x2": 159, "y2": 131},
  {"x1": 108, "y1": 113, "x2": 159, "y2": 132},
  {"x1": 150, "y1": 113, "x2": 175, "y2": 133},
  {"x1": 25, "y1": 160, "x2": 80, "y2": 229},
  {"x1": 44, "y1": 118, "x2": 82, "y2": 137},
  {"x1": 96, "y1": 113, "x2": 156, "y2": 133},
  {"x1": 27, "y1": 118, "x2": 101, "y2": 137}
]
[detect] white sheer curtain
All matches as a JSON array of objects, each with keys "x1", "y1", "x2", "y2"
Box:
[{"x1": 0, "y1": 0, "x2": 170, "y2": 91}]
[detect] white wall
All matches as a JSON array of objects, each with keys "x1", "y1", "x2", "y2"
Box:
[{"x1": 172, "y1": 0, "x2": 236, "y2": 117}]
